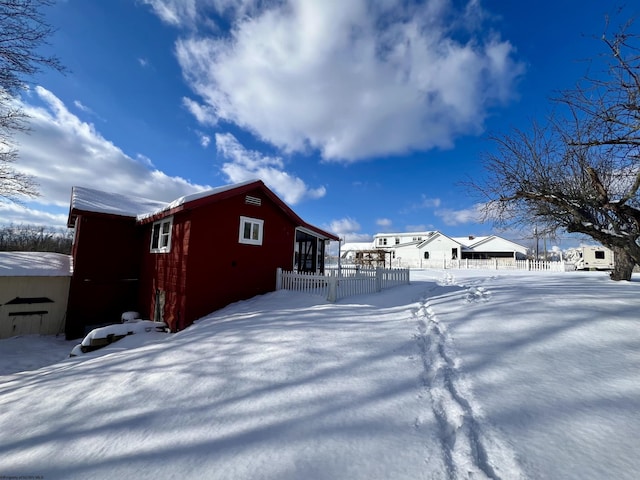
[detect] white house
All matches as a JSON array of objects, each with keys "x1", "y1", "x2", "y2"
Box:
[
  {"x1": 371, "y1": 232, "x2": 529, "y2": 268},
  {"x1": 452, "y1": 235, "x2": 528, "y2": 260},
  {"x1": 372, "y1": 231, "x2": 459, "y2": 267}
]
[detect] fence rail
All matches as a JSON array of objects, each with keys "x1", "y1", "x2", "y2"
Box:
[
  {"x1": 350, "y1": 258, "x2": 571, "y2": 272},
  {"x1": 276, "y1": 267, "x2": 410, "y2": 302}
]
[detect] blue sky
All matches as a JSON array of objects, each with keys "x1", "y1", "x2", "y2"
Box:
[{"x1": 3, "y1": 0, "x2": 632, "y2": 249}]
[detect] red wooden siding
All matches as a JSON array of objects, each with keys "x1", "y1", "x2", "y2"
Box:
[
  {"x1": 184, "y1": 188, "x2": 296, "y2": 324},
  {"x1": 137, "y1": 187, "x2": 297, "y2": 331},
  {"x1": 139, "y1": 216, "x2": 190, "y2": 331},
  {"x1": 66, "y1": 181, "x2": 337, "y2": 337},
  {"x1": 66, "y1": 214, "x2": 143, "y2": 339}
]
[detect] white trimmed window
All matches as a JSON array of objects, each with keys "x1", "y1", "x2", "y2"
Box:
[
  {"x1": 239, "y1": 216, "x2": 264, "y2": 245},
  {"x1": 150, "y1": 217, "x2": 173, "y2": 253}
]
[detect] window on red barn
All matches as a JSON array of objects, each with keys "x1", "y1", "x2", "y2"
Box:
[
  {"x1": 239, "y1": 216, "x2": 264, "y2": 245},
  {"x1": 151, "y1": 217, "x2": 173, "y2": 253}
]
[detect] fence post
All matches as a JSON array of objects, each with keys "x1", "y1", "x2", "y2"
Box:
[
  {"x1": 276, "y1": 267, "x2": 282, "y2": 290},
  {"x1": 327, "y1": 271, "x2": 338, "y2": 303},
  {"x1": 375, "y1": 267, "x2": 382, "y2": 292}
]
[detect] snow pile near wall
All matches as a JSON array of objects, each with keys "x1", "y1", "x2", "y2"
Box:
[{"x1": 71, "y1": 321, "x2": 169, "y2": 356}]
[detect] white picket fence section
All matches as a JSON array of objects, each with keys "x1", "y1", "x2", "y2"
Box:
[
  {"x1": 276, "y1": 267, "x2": 410, "y2": 302},
  {"x1": 367, "y1": 258, "x2": 570, "y2": 272}
]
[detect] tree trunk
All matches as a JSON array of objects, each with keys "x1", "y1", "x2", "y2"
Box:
[{"x1": 610, "y1": 246, "x2": 635, "y2": 281}]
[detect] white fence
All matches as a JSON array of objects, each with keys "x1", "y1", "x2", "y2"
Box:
[
  {"x1": 276, "y1": 267, "x2": 410, "y2": 302},
  {"x1": 371, "y1": 258, "x2": 571, "y2": 272}
]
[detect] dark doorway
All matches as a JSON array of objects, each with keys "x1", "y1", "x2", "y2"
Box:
[{"x1": 294, "y1": 230, "x2": 325, "y2": 273}]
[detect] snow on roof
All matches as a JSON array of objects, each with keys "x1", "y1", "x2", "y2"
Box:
[
  {"x1": 0, "y1": 252, "x2": 72, "y2": 277},
  {"x1": 71, "y1": 186, "x2": 167, "y2": 218},
  {"x1": 136, "y1": 179, "x2": 258, "y2": 221},
  {"x1": 68, "y1": 181, "x2": 337, "y2": 240},
  {"x1": 374, "y1": 231, "x2": 435, "y2": 238},
  {"x1": 70, "y1": 181, "x2": 261, "y2": 222}
]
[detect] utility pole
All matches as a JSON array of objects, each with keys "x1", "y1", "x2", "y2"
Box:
[{"x1": 337, "y1": 238, "x2": 343, "y2": 276}]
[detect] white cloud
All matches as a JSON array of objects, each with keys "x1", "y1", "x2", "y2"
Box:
[
  {"x1": 165, "y1": 0, "x2": 523, "y2": 161},
  {"x1": 196, "y1": 131, "x2": 211, "y2": 147},
  {"x1": 420, "y1": 197, "x2": 442, "y2": 209},
  {"x1": 5, "y1": 87, "x2": 211, "y2": 226},
  {"x1": 406, "y1": 195, "x2": 442, "y2": 213},
  {"x1": 405, "y1": 224, "x2": 430, "y2": 232},
  {"x1": 435, "y1": 203, "x2": 486, "y2": 226},
  {"x1": 182, "y1": 97, "x2": 218, "y2": 126},
  {"x1": 0, "y1": 202, "x2": 68, "y2": 227},
  {"x1": 325, "y1": 217, "x2": 371, "y2": 242},
  {"x1": 398, "y1": 194, "x2": 442, "y2": 216},
  {"x1": 140, "y1": 0, "x2": 198, "y2": 26},
  {"x1": 341, "y1": 232, "x2": 373, "y2": 243},
  {"x1": 73, "y1": 100, "x2": 93, "y2": 114},
  {"x1": 329, "y1": 217, "x2": 361, "y2": 235},
  {"x1": 141, "y1": 0, "x2": 261, "y2": 28},
  {"x1": 215, "y1": 132, "x2": 325, "y2": 204},
  {"x1": 376, "y1": 218, "x2": 392, "y2": 228}
]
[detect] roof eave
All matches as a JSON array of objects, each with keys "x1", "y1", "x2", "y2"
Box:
[
  {"x1": 67, "y1": 207, "x2": 137, "y2": 228},
  {"x1": 134, "y1": 180, "x2": 339, "y2": 241}
]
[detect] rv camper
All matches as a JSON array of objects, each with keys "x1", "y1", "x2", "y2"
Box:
[{"x1": 567, "y1": 246, "x2": 615, "y2": 270}]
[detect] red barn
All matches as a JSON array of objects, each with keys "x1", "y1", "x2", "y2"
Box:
[{"x1": 66, "y1": 180, "x2": 338, "y2": 339}]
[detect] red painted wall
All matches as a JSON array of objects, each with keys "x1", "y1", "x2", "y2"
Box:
[
  {"x1": 68, "y1": 185, "x2": 316, "y2": 337},
  {"x1": 66, "y1": 214, "x2": 143, "y2": 339},
  {"x1": 138, "y1": 215, "x2": 190, "y2": 331},
  {"x1": 185, "y1": 188, "x2": 296, "y2": 323},
  {"x1": 138, "y1": 187, "x2": 297, "y2": 331}
]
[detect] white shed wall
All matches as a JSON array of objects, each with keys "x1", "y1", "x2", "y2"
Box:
[
  {"x1": 390, "y1": 243, "x2": 422, "y2": 264},
  {"x1": 472, "y1": 237, "x2": 528, "y2": 255},
  {"x1": 0, "y1": 276, "x2": 70, "y2": 338},
  {"x1": 418, "y1": 236, "x2": 461, "y2": 262}
]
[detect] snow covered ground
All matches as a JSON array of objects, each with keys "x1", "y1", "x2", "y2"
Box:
[{"x1": 1, "y1": 269, "x2": 638, "y2": 479}]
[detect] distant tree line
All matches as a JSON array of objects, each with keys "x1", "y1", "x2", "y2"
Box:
[{"x1": 0, "y1": 224, "x2": 72, "y2": 253}]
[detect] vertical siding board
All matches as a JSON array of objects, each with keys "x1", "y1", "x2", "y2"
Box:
[
  {"x1": 178, "y1": 187, "x2": 296, "y2": 327},
  {"x1": 66, "y1": 214, "x2": 143, "y2": 339}
]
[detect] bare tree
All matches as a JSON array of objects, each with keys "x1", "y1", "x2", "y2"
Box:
[
  {"x1": 471, "y1": 16, "x2": 640, "y2": 281},
  {"x1": 1, "y1": 0, "x2": 64, "y2": 201}
]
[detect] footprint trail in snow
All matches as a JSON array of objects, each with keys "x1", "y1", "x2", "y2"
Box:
[{"x1": 412, "y1": 273, "x2": 525, "y2": 480}]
